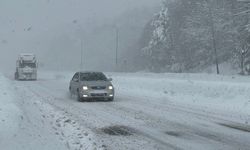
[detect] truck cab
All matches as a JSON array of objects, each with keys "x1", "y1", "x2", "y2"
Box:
[{"x1": 15, "y1": 53, "x2": 37, "y2": 80}]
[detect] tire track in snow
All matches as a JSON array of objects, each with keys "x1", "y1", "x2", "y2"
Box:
[
  {"x1": 13, "y1": 82, "x2": 105, "y2": 150},
  {"x1": 21, "y1": 80, "x2": 182, "y2": 150},
  {"x1": 13, "y1": 77, "x2": 250, "y2": 150}
]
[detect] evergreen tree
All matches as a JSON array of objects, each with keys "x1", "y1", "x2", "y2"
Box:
[
  {"x1": 140, "y1": 0, "x2": 242, "y2": 73},
  {"x1": 142, "y1": 2, "x2": 173, "y2": 72}
]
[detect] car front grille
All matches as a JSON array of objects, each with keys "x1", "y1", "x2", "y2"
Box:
[
  {"x1": 91, "y1": 86, "x2": 106, "y2": 90},
  {"x1": 90, "y1": 93, "x2": 107, "y2": 97}
]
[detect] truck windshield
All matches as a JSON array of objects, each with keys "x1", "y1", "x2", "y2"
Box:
[
  {"x1": 80, "y1": 73, "x2": 107, "y2": 81},
  {"x1": 20, "y1": 62, "x2": 36, "y2": 68}
]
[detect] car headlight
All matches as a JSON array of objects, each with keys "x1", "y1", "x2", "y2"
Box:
[
  {"x1": 108, "y1": 85, "x2": 113, "y2": 90},
  {"x1": 83, "y1": 86, "x2": 88, "y2": 90}
]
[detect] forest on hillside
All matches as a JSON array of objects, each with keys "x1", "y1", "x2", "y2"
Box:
[{"x1": 130, "y1": 0, "x2": 250, "y2": 74}]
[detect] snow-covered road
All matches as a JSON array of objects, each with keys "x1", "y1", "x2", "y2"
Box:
[{"x1": 1, "y1": 71, "x2": 250, "y2": 150}]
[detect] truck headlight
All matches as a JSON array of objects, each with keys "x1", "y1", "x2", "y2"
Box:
[
  {"x1": 108, "y1": 86, "x2": 113, "y2": 90},
  {"x1": 83, "y1": 86, "x2": 88, "y2": 90}
]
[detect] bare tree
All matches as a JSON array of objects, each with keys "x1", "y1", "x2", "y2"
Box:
[{"x1": 205, "y1": 0, "x2": 220, "y2": 74}]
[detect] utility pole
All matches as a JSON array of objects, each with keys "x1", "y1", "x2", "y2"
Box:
[
  {"x1": 73, "y1": 21, "x2": 84, "y2": 71},
  {"x1": 115, "y1": 27, "x2": 119, "y2": 67},
  {"x1": 80, "y1": 39, "x2": 83, "y2": 70}
]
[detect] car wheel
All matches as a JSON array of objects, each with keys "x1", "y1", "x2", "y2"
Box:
[
  {"x1": 108, "y1": 97, "x2": 114, "y2": 101},
  {"x1": 69, "y1": 87, "x2": 73, "y2": 97},
  {"x1": 77, "y1": 90, "x2": 83, "y2": 102}
]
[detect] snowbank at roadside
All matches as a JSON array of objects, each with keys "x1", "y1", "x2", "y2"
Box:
[
  {"x1": 0, "y1": 73, "x2": 23, "y2": 149},
  {"x1": 111, "y1": 73, "x2": 250, "y2": 122},
  {"x1": 7, "y1": 70, "x2": 104, "y2": 150},
  {"x1": 0, "y1": 73, "x2": 70, "y2": 150}
]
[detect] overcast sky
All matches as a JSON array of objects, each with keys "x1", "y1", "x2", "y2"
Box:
[
  {"x1": 0, "y1": 0, "x2": 160, "y2": 36},
  {"x1": 0, "y1": 0, "x2": 161, "y2": 71}
]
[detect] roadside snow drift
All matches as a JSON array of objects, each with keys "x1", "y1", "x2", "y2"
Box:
[
  {"x1": 111, "y1": 73, "x2": 250, "y2": 119},
  {"x1": 0, "y1": 73, "x2": 22, "y2": 149},
  {"x1": 1, "y1": 73, "x2": 101, "y2": 150}
]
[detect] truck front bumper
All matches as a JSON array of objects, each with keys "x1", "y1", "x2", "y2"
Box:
[{"x1": 18, "y1": 73, "x2": 37, "y2": 80}]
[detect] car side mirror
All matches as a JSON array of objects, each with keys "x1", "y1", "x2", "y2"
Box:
[{"x1": 108, "y1": 78, "x2": 112, "y2": 81}]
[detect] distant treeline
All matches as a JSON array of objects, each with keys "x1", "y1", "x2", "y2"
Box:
[{"x1": 132, "y1": 0, "x2": 250, "y2": 74}]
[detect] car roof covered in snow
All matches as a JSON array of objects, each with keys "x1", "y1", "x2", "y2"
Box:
[{"x1": 78, "y1": 71, "x2": 103, "y2": 74}]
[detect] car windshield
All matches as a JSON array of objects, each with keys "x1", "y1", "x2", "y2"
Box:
[{"x1": 80, "y1": 72, "x2": 107, "y2": 81}]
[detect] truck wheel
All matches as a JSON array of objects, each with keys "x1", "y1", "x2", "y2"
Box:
[{"x1": 14, "y1": 72, "x2": 18, "y2": 80}]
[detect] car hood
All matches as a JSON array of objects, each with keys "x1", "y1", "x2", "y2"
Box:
[{"x1": 80, "y1": 81, "x2": 112, "y2": 87}]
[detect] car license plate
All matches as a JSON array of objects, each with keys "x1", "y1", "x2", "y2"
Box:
[{"x1": 91, "y1": 90, "x2": 106, "y2": 94}]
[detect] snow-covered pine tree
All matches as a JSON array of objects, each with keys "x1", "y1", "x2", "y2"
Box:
[
  {"x1": 234, "y1": 0, "x2": 250, "y2": 74},
  {"x1": 142, "y1": 2, "x2": 174, "y2": 72},
  {"x1": 141, "y1": 0, "x2": 241, "y2": 73}
]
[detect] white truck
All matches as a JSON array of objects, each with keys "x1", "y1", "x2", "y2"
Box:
[{"x1": 15, "y1": 53, "x2": 37, "y2": 80}]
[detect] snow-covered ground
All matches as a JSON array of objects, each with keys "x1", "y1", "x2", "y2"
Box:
[
  {"x1": 0, "y1": 73, "x2": 23, "y2": 149},
  {"x1": 1, "y1": 71, "x2": 250, "y2": 150},
  {"x1": 0, "y1": 72, "x2": 103, "y2": 150},
  {"x1": 0, "y1": 73, "x2": 68, "y2": 150},
  {"x1": 111, "y1": 72, "x2": 250, "y2": 121}
]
